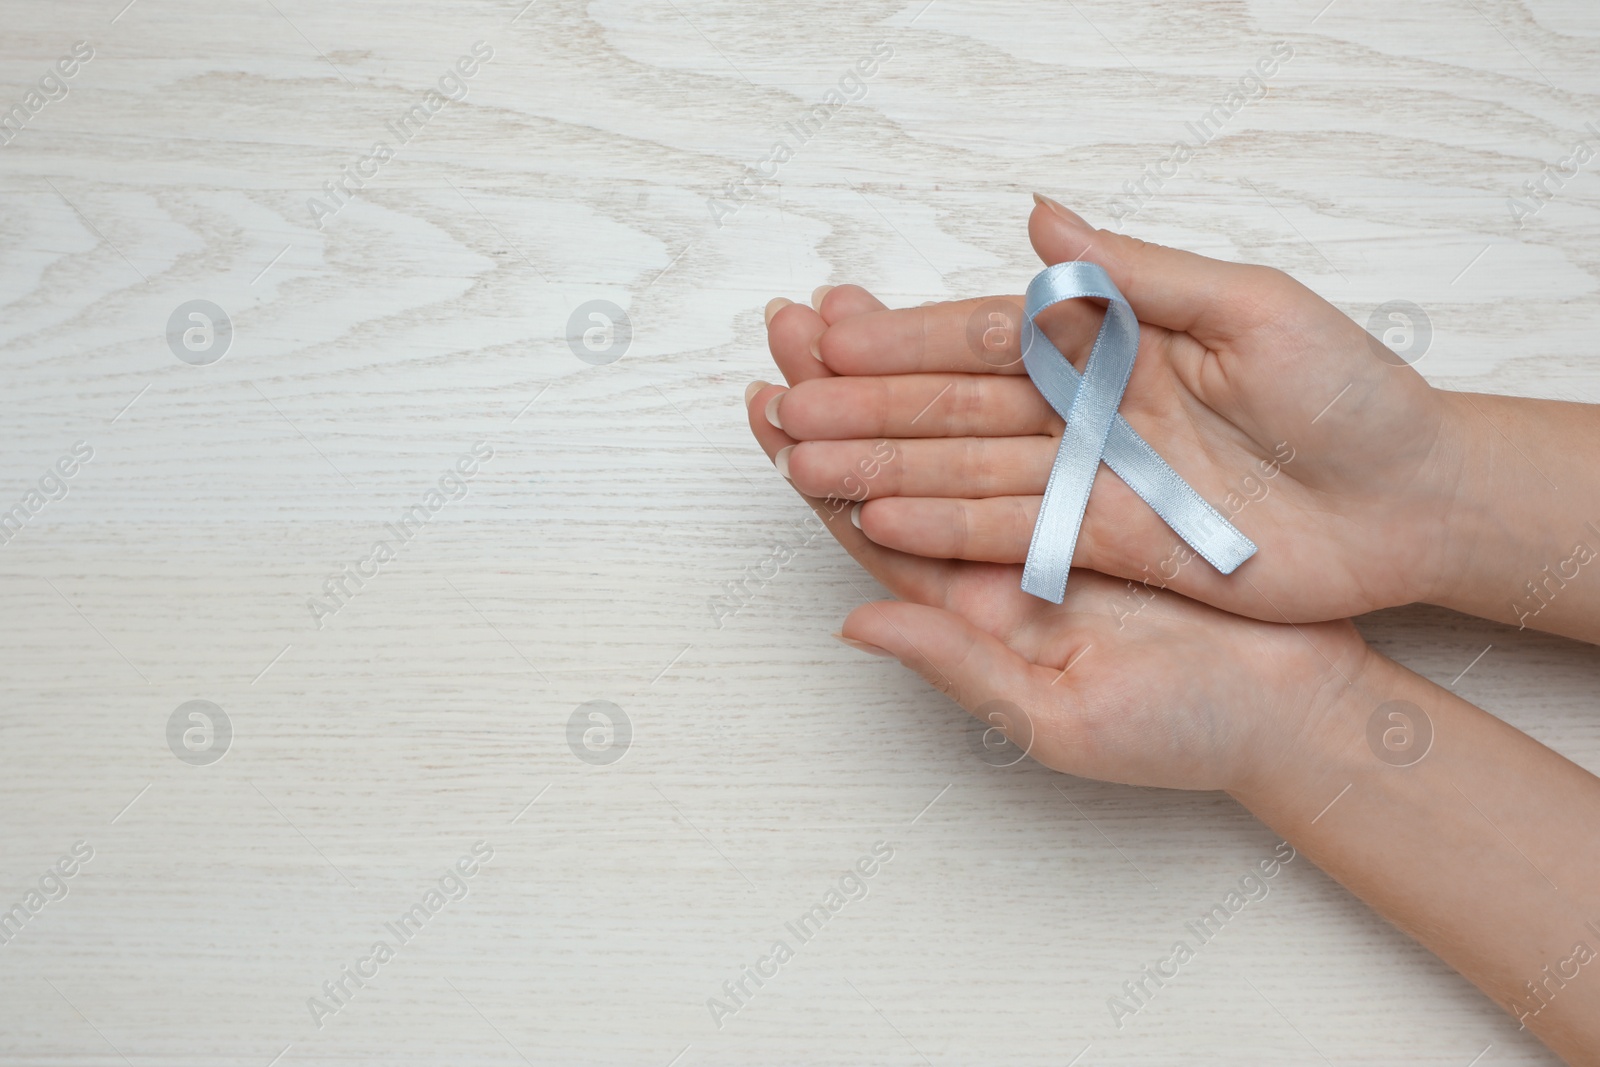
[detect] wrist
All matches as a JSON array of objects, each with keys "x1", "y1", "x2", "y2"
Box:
[
  {"x1": 1362, "y1": 385, "x2": 1500, "y2": 616},
  {"x1": 1226, "y1": 637, "x2": 1396, "y2": 812},
  {"x1": 1416, "y1": 390, "x2": 1515, "y2": 617},
  {"x1": 1418, "y1": 390, "x2": 1595, "y2": 634},
  {"x1": 1308, "y1": 380, "x2": 1482, "y2": 617},
  {"x1": 1224, "y1": 621, "x2": 1378, "y2": 801}
]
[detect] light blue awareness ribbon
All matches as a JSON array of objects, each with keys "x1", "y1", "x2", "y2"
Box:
[{"x1": 1019, "y1": 261, "x2": 1256, "y2": 603}]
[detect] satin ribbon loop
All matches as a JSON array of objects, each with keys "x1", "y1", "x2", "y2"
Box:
[{"x1": 1019, "y1": 262, "x2": 1256, "y2": 603}]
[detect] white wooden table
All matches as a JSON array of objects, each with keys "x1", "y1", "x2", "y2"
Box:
[{"x1": 3, "y1": 1, "x2": 1599, "y2": 1063}]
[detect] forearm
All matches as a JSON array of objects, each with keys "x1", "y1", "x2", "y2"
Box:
[
  {"x1": 1430, "y1": 391, "x2": 1600, "y2": 644},
  {"x1": 1233, "y1": 650, "x2": 1600, "y2": 1062}
]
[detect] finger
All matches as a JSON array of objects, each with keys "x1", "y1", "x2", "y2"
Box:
[
  {"x1": 765, "y1": 299, "x2": 835, "y2": 387},
  {"x1": 817, "y1": 296, "x2": 1029, "y2": 376},
  {"x1": 850, "y1": 457, "x2": 1208, "y2": 573},
  {"x1": 764, "y1": 285, "x2": 890, "y2": 386},
  {"x1": 771, "y1": 373, "x2": 1060, "y2": 441},
  {"x1": 785, "y1": 436, "x2": 1056, "y2": 501},
  {"x1": 854, "y1": 495, "x2": 1037, "y2": 564},
  {"x1": 838, "y1": 600, "x2": 1080, "y2": 767},
  {"x1": 855, "y1": 485, "x2": 1277, "y2": 628},
  {"x1": 815, "y1": 283, "x2": 888, "y2": 323},
  {"x1": 1029, "y1": 194, "x2": 1269, "y2": 344},
  {"x1": 820, "y1": 289, "x2": 1165, "y2": 390},
  {"x1": 744, "y1": 382, "x2": 958, "y2": 605},
  {"x1": 840, "y1": 598, "x2": 1047, "y2": 701}
]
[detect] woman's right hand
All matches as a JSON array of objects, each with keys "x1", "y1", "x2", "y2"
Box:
[{"x1": 762, "y1": 196, "x2": 1486, "y2": 626}]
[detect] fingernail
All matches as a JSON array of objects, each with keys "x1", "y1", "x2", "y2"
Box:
[
  {"x1": 1033, "y1": 192, "x2": 1087, "y2": 228},
  {"x1": 811, "y1": 285, "x2": 835, "y2": 311},
  {"x1": 774, "y1": 445, "x2": 793, "y2": 479},
  {"x1": 809, "y1": 341, "x2": 824, "y2": 363},
  {"x1": 764, "y1": 297, "x2": 793, "y2": 326},
  {"x1": 764, "y1": 393, "x2": 784, "y2": 429},
  {"x1": 849, "y1": 502, "x2": 863, "y2": 529},
  {"x1": 833, "y1": 632, "x2": 894, "y2": 657},
  {"x1": 744, "y1": 380, "x2": 769, "y2": 405}
]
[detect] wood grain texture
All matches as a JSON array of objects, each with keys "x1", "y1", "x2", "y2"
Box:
[{"x1": 2, "y1": 0, "x2": 1598, "y2": 1063}]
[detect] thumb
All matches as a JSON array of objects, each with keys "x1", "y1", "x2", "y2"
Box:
[
  {"x1": 1028, "y1": 193, "x2": 1260, "y2": 342},
  {"x1": 839, "y1": 599, "x2": 1047, "y2": 733}
]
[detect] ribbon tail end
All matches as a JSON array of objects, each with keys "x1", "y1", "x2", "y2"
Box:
[
  {"x1": 1209, "y1": 537, "x2": 1259, "y2": 575},
  {"x1": 1019, "y1": 575, "x2": 1068, "y2": 605}
]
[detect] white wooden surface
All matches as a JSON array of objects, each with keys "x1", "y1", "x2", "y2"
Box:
[{"x1": 3, "y1": 1, "x2": 1600, "y2": 1063}]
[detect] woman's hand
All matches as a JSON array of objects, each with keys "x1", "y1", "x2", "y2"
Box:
[
  {"x1": 744, "y1": 372, "x2": 1367, "y2": 794},
  {"x1": 759, "y1": 196, "x2": 1481, "y2": 625}
]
